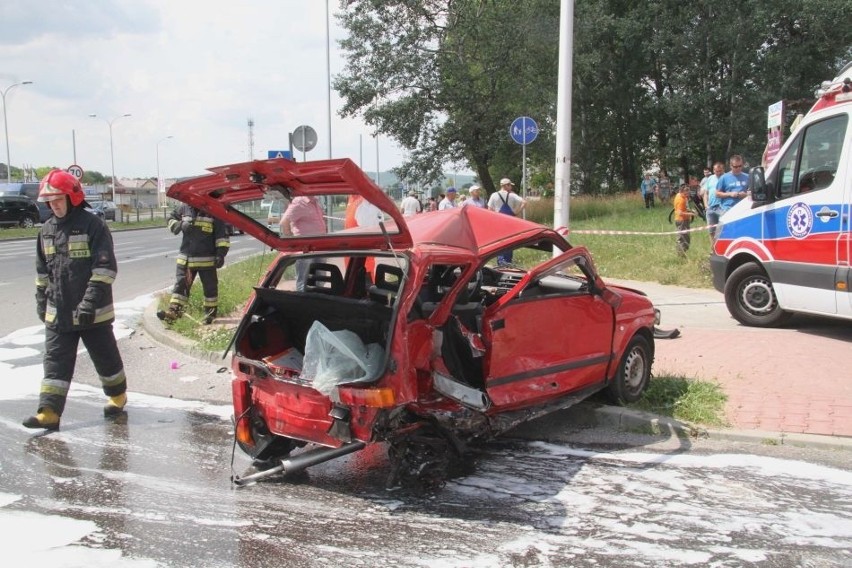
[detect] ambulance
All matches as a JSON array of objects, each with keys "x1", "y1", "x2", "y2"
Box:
[{"x1": 711, "y1": 62, "x2": 852, "y2": 327}]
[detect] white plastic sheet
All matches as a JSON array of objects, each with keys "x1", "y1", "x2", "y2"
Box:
[{"x1": 302, "y1": 321, "x2": 384, "y2": 394}]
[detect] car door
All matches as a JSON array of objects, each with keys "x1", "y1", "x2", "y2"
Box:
[{"x1": 480, "y1": 249, "x2": 615, "y2": 410}]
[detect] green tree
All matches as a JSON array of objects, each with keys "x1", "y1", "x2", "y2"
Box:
[
  {"x1": 335, "y1": 0, "x2": 559, "y2": 195},
  {"x1": 336, "y1": 0, "x2": 852, "y2": 198}
]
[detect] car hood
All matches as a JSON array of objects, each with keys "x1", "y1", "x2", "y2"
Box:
[{"x1": 167, "y1": 158, "x2": 412, "y2": 252}]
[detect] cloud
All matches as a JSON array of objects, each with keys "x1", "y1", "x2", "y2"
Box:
[{"x1": 0, "y1": 0, "x2": 405, "y2": 183}]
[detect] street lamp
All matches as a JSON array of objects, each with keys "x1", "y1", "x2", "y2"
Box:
[
  {"x1": 2, "y1": 81, "x2": 33, "y2": 184},
  {"x1": 89, "y1": 113, "x2": 131, "y2": 203},
  {"x1": 156, "y1": 135, "x2": 173, "y2": 207}
]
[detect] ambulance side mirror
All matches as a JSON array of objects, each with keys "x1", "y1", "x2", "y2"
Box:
[{"x1": 749, "y1": 166, "x2": 773, "y2": 206}]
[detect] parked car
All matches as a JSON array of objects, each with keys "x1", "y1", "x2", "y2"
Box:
[
  {"x1": 167, "y1": 158, "x2": 657, "y2": 489},
  {"x1": 0, "y1": 194, "x2": 40, "y2": 228},
  {"x1": 87, "y1": 200, "x2": 117, "y2": 221}
]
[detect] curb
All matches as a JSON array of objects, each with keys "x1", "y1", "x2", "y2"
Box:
[
  {"x1": 141, "y1": 301, "x2": 229, "y2": 366},
  {"x1": 140, "y1": 300, "x2": 852, "y2": 453}
]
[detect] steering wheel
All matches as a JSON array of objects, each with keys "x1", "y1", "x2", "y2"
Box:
[{"x1": 465, "y1": 269, "x2": 484, "y2": 302}]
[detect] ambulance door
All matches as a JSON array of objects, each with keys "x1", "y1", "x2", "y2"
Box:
[
  {"x1": 764, "y1": 114, "x2": 848, "y2": 315},
  {"x1": 838, "y1": 124, "x2": 852, "y2": 317}
]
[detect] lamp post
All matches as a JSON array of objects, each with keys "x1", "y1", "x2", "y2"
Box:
[
  {"x1": 2, "y1": 81, "x2": 33, "y2": 184},
  {"x1": 89, "y1": 113, "x2": 131, "y2": 203},
  {"x1": 156, "y1": 135, "x2": 173, "y2": 207}
]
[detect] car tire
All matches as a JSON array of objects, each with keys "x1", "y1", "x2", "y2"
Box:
[
  {"x1": 20, "y1": 217, "x2": 35, "y2": 229},
  {"x1": 724, "y1": 262, "x2": 791, "y2": 327},
  {"x1": 605, "y1": 335, "x2": 652, "y2": 405}
]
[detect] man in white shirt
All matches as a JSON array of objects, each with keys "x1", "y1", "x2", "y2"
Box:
[
  {"x1": 438, "y1": 187, "x2": 458, "y2": 210},
  {"x1": 400, "y1": 190, "x2": 422, "y2": 217},
  {"x1": 487, "y1": 178, "x2": 525, "y2": 216},
  {"x1": 487, "y1": 178, "x2": 526, "y2": 265}
]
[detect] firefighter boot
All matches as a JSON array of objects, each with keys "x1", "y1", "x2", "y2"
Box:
[
  {"x1": 156, "y1": 304, "x2": 183, "y2": 324},
  {"x1": 203, "y1": 307, "x2": 218, "y2": 325},
  {"x1": 104, "y1": 393, "x2": 127, "y2": 417},
  {"x1": 23, "y1": 407, "x2": 61, "y2": 431}
]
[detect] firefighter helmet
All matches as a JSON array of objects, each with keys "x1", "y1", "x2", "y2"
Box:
[{"x1": 38, "y1": 169, "x2": 85, "y2": 206}]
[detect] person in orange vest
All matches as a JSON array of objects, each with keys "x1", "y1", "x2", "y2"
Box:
[{"x1": 673, "y1": 183, "x2": 696, "y2": 256}]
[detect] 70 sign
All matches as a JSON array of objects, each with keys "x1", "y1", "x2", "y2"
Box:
[{"x1": 67, "y1": 164, "x2": 85, "y2": 180}]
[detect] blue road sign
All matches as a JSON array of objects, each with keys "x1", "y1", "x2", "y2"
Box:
[
  {"x1": 267, "y1": 150, "x2": 292, "y2": 160},
  {"x1": 509, "y1": 116, "x2": 539, "y2": 145}
]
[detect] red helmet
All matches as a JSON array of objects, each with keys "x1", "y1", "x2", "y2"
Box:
[{"x1": 38, "y1": 169, "x2": 85, "y2": 207}]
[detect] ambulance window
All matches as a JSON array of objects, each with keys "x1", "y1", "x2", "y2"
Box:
[
  {"x1": 797, "y1": 115, "x2": 847, "y2": 194},
  {"x1": 774, "y1": 114, "x2": 848, "y2": 200}
]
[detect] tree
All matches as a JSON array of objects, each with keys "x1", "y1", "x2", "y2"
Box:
[
  {"x1": 336, "y1": 0, "x2": 852, "y2": 197},
  {"x1": 335, "y1": 0, "x2": 559, "y2": 194}
]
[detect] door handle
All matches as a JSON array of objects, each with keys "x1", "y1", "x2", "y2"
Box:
[
  {"x1": 816, "y1": 207, "x2": 839, "y2": 219},
  {"x1": 490, "y1": 319, "x2": 505, "y2": 331}
]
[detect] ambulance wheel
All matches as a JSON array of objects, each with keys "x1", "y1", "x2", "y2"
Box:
[
  {"x1": 605, "y1": 335, "x2": 652, "y2": 405},
  {"x1": 724, "y1": 263, "x2": 791, "y2": 327}
]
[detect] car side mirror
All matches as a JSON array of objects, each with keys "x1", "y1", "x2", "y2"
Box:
[{"x1": 749, "y1": 166, "x2": 773, "y2": 206}]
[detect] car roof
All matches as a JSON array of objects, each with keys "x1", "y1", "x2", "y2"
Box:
[{"x1": 406, "y1": 206, "x2": 564, "y2": 257}]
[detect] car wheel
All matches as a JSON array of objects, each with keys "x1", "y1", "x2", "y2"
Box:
[
  {"x1": 605, "y1": 335, "x2": 652, "y2": 405},
  {"x1": 20, "y1": 217, "x2": 35, "y2": 229},
  {"x1": 724, "y1": 262, "x2": 791, "y2": 327}
]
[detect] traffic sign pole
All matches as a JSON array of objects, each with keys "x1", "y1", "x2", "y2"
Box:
[{"x1": 510, "y1": 116, "x2": 539, "y2": 220}]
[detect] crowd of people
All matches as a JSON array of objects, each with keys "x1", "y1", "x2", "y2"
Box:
[{"x1": 640, "y1": 155, "x2": 751, "y2": 253}]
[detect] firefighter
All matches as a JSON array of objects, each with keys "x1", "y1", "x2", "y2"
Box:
[
  {"x1": 23, "y1": 169, "x2": 128, "y2": 431},
  {"x1": 157, "y1": 203, "x2": 230, "y2": 324}
]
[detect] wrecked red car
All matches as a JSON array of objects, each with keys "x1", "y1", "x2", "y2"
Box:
[{"x1": 167, "y1": 158, "x2": 657, "y2": 488}]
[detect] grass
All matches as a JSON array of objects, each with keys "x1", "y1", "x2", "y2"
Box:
[
  {"x1": 628, "y1": 375, "x2": 729, "y2": 427},
  {"x1": 156, "y1": 252, "x2": 277, "y2": 351},
  {"x1": 527, "y1": 194, "x2": 714, "y2": 288}
]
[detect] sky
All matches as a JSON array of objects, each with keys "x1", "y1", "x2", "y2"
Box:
[{"x1": 0, "y1": 0, "x2": 406, "y2": 182}]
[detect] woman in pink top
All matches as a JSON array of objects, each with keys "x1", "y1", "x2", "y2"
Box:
[{"x1": 280, "y1": 196, "x2": 327, "y2": 290}]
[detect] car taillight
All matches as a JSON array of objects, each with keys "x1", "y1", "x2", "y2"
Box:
[
  {"x1": 337, "y1": 386, "x2": 396, "y2": 408},
  {"x1": 232, "y1": 377, "x2": 253, "y2": 446}
]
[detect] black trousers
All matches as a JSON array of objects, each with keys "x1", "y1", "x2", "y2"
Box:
[
  {"x1": 170, "y1": 265, "x2": 219, "y2": 309},
  {"x1": 39, "y1": 324, "x2": 127, "y2": 415}
]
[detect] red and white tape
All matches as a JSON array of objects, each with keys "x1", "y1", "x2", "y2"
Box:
[{"x1": 555, "y1": 224, "x2": 718, "y2": 237}]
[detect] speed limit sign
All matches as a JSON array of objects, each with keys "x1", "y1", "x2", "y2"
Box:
[{"x1": 67, "y1": 164, "x2": 84, "y2": 180}]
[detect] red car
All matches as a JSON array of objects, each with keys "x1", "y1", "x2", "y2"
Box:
[{"x1": 167, "y1": 158, "x2": 657, "y2": 488}]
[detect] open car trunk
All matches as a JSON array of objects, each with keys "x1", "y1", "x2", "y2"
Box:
[{"x1": 231, "y1": 253, "x2": 408, "y2": 448}]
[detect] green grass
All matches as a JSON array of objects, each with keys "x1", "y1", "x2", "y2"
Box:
[
  {"x1": 528, "y1": 194, "x2": 714, "y2": 288},
  {"x1": 629, "y1": 375, "x2": 729, "y2": 427},
  {"x1": 156, "y1": 252, "x2": 277, "y2": 351}
]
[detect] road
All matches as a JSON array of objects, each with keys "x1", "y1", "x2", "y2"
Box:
[
  {"x1": 0, "y1": 295, "x2": 850, "y2": 566},
  {"x1": 0, "y1": 227, "x2": 268, "y2": 337}
]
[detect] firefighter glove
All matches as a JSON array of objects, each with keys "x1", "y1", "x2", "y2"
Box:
[
  {"x1": 180, "y1": 220, "x2": 192, "y2": 233},
  {"x1": 215, "y1": 255, "x2": 225, "y2": 269},
  {"x1": 74, "y1": 300, "x2": 95, "y2": 326},
  {"x1": 36, "y1": 288, "x2": 47, "y2": 322}
]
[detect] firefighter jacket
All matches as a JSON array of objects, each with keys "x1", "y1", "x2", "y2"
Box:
[
  {"x1": 167, "y1": 204, "x2": 230, "y2": 269},
  {"x1": 36, "y1": 206, "x2": 118, "y2": 332}
]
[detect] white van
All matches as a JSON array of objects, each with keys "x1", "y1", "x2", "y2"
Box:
[{"x1": 710, "y1": 62, "x2": 852, "y2": 326}]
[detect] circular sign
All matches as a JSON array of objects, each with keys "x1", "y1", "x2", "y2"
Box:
[
  {"x1": 67, "y1": 164, "x2": 85, "y2": 180},
  {"x1": 291, "y1": 125, "x2": 318, "y2": 152},
  {"x1": 509, "y1": 116, "x2": 539, "y2": 145},
  {"x1": 787, "y1": 202, "x2": 813, "y2": 240}
]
